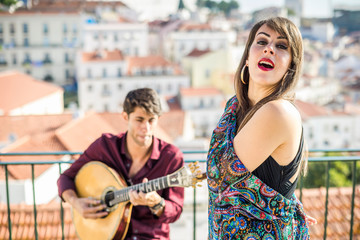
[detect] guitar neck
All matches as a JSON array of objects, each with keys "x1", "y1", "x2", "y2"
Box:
[{"x1": 109, "y1": 175, "x2": 170, "y2": 206}]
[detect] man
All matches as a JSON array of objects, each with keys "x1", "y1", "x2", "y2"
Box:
[{"x1": 57, "y1": 88, "x2": 184, "y2": 240}]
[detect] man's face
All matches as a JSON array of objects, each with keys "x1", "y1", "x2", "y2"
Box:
[{"x1": 123, "y1": 106, "x2": 159, "y2": 148}]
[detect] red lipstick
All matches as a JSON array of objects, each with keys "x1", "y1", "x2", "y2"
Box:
[{"x1": 258, "y1": 58, "x2": 274, "y2": 71}]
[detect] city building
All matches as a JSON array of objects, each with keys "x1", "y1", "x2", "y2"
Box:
[
  {"x1": 77, "y1": 51, "x2": 190, "y2": 112},
  {"x1": 164, "y1": 22, "x2": 233, "y2": 64}
]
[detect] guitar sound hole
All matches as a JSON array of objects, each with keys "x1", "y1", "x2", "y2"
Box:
[{"x1": 104, "y1": 191, "x2": 115, "y2": 207}]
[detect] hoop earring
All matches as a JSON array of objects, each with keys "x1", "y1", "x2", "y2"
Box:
[{"x1": 240, "y1": 65, "x2": 247, "y2": 84}]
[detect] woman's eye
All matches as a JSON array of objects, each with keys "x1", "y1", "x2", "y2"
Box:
[
  {"x1": 277, "y1": 44, "x2": 288, "y2": 50},
  {"x1": 257, "y1": 40, "x2": 267, "y2": 45}
]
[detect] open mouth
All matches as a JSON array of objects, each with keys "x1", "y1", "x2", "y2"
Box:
[{"x1": 258, "y1": 59, "x2": 274, "y2": 71}]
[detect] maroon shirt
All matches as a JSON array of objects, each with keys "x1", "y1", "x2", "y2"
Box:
[{"x1": 57, "y1": 132, "x2": 184, "y2": 240}]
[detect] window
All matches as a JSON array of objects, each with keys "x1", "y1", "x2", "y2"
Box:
[
  {"x1": 65, "y1": 53, "x2": 69, "y2": 63},
  {"x1": 10, "y1": 23, "x2": 15, "y2": 34},
  {"x1": 118, "y1": 83, "x2": 123, "y2": 89},
  {"x1": 0, "y1": 38, "x2": 3, "y2": 45},
  {"x1": 72, "y1": 24, "x2": 77, "y2": 34},
  {"x1": 23, "y1": 23, "x2": 28, "y2": 34},
  {"x1": 10, "y1": 38, "x2": 16, "y2": 47},
  {"x1": 23, "y1": 53, "x2": 31, "y2": 65},
  {"x1": 65, "y1": 69, "x2": 70, "y2": 79},
  {"x1": 0, "y1": 24, "x2": 3, "y2": 34},
  {"x1": 43, "y1": 53, "x2": 52, "y2": 64},
  {"x1": 199, "y1": 99, "x2": 204, "y2": 108},
  {"x1": 102, "y1": 68, "x2": 107, "y2": 78},
  {"x1": 0, "y1": 54, "x2": 6, "y2": 65},
  {"x1": 12, "y1": 54, "x2": 17, "y2": 65},
  {"x1": 43, "y1": 36, "x2": 49, "y2": 46},
  {"x1": 88, "y1": 85, "x2": 93, "y2": 91},
  {"x1": 102, "y1": 84, "x2": 111, "y2": 96},
  {"x1": 205, "y1": 69, "x2": 210, "y2": 78},
  {"x1": 23, "y1": 38, "x2": 29, "y2": 47},
  {"x1": 104, "y1": 104, "x2": 109, "y2": 112},
  {"x1": 117, "y1": 68, "x2": 122, "y2": 77},
  {"x1": 87, "y1": 69, "x2": 92, "y2": 79},
  {"x1": 43, "y1": 23, "x2": 48, "y2": 34},
  {"x1": 134, "y1": 47, "x2": 138, "y2": 56},
  {"x1": 63, "y1": 23, "x2": 67, "y2": 33}
]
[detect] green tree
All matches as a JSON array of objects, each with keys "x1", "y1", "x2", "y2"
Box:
[
  {"x1": 302, "y1": 151, "x2": 360, "y2": 188},
  {"x1": 0, "y1": 0, "x2": 22, "y2": 13}
]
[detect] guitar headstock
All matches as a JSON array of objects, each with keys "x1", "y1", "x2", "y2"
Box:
[
  {"x1": 168, "y1": 161, "x2": 207, "y2": 188},
  {"x1": 188, "y1": 162, "x2": 207, "y2": 188}
]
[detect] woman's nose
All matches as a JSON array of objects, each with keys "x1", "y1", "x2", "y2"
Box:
[{"x1": 263, "y1": 45, "x2": 274, "y2": 55}]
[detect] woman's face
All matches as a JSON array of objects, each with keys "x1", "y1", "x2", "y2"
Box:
[{"x1": 247, "y1": 24, "x2": 292, "y2": 87}]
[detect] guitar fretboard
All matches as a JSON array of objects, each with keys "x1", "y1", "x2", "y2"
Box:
[{"x1": 109, "y1": 176, "x2": 169, "y2": 206}]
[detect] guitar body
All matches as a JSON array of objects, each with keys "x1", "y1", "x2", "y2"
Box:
[{"x1": 73, "y1": 161, "x2": 132, "y2": 240}]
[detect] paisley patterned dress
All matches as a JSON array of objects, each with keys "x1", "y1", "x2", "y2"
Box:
[{"x1": 207, "y1": 96, "x2": 309, "y2": 240}]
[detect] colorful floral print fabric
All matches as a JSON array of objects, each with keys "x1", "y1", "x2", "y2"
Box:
[{"x1": 207, "y1": 96, "x2": 309, "y2": 239}]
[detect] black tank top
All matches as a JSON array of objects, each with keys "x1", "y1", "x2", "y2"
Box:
[{"x1": 252, "y1": 132, "x2": 304, "y2": 199}]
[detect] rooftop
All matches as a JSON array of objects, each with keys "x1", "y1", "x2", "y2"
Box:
[{"x1": 0, "y1": 71, "x2": 63, "y2": 114}]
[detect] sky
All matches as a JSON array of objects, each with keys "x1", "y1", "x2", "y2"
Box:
[
  {"x1": 238, "y1": 0, "x2": 360, "y2": 18},
  {"x1": 121, "y1": 0, "x2": 360, "y2": 20}
]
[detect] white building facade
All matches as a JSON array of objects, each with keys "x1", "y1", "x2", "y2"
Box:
[
  {"x1": 83, "y1": 22, "x2": 149, "y2": 56},
  {"x1": 77, "y1": 51, "x2": 190, "y2": 112},
  {"x1": 179, "y1": 88, "x2": 225, "y2": 137},
  {"x1": 0, "y1": 12, "x2": 81, "y2": 86},
  {"x1": 165, "y1": 23, "x2": 233, "y2": 63}
]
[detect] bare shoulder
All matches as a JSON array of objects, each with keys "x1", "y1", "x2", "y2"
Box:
[{"x1": 256, "y1": 99, "x2": 301, "y2": 128}]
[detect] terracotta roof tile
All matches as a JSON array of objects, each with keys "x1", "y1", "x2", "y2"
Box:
[
  {"x1": 0, "y1": 0, "x2": 127, "y2": 15},
  {"x1": 295, "y1": 100, "x2": 331, "y2": 120},
  {"x1": 158, "y1": 110, "x2": 185, "y2": 141},
  {"x1": 178, "y1": 23, "x2": 213, "y2": 31},
  {"x1": 82, "y1": 49, "x2": 124, "y2": 63},
  {"x1": 55, "y1": 112, "x2": 117, "y2": 152},
  {"x1": 296, "y1": 186, "x2": 360, "y2": 239},
  {"x1": 0, "y1": 202, "x2": 77, "y2": 240},
  {"x1": 0, "y1": 114, "x2": 72, "y2": 143},
  {"x1": 186, "y1": 48, "x2": 211, "y2": 57},
  {"x1": 126, "y1": 55, "x2": 180, "y2": 75},
  {"x1": 0, "y1": 114, "x2": 73, "y2": 180},
  {"x1": 0, "y1": 71, "x2": 63, "y2": 115}
]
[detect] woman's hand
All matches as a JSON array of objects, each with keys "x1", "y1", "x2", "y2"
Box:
[{"x1": 306, "y1": 215, "x2": 317, "y2": 225}]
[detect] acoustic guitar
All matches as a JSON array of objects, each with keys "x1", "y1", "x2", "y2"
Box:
[{"x1": 72, "y1": 161, "x2": 206, "y2": 240}]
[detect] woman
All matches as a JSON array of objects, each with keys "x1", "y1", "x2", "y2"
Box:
[{"x1": 207, "y1": 17, "x2": 316, "y2": 239}]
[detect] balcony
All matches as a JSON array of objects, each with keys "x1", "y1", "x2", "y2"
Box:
[{"x1": 0, "y1": 150, "x2": 359, "y2": 240}]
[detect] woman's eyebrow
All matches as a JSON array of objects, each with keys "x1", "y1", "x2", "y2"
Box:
[
  {"x1": 257, "y1": 32, "x2": 270, "y2": 37},
  {"x1": 257, "y1": 31, "x2": 287, "y2": 40}
]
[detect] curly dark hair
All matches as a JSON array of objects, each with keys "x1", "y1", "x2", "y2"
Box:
[{"x1": 123, "y1": 88, "x2": 162, "y2": 116}]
